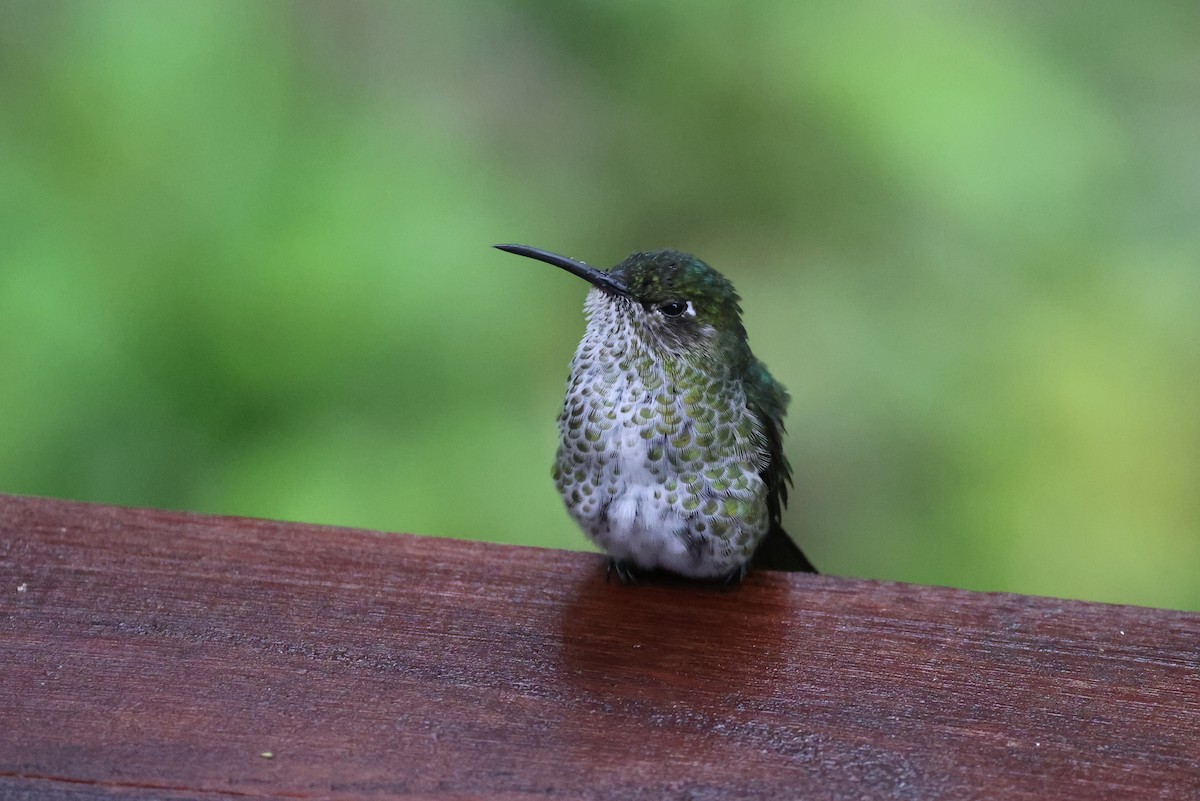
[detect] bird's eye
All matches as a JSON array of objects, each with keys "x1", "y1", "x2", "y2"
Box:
[{"x1": 658, "y1": 300, "x2": 689, "y2": 318}]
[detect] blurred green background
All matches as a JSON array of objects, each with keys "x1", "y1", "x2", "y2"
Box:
[{"x1": 2, "y1": 1, "x2": 1197, "y2": 610}]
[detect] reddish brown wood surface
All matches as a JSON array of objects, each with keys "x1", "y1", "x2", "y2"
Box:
[{"x1": 2, "y1": 493, "x2": 1198, "y2": 800}]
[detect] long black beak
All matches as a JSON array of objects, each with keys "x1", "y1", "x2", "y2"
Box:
[{"x1": 494, "y1": 244, "x2": 629, "y2": 296}]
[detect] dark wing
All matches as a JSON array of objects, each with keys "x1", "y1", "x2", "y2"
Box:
[{"x1": 745, "y1": 359, "x2": 818, "y2": 574}]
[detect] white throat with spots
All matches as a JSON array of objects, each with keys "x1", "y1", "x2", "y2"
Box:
[{"x1": 551, "y1": 288, "x2": 771, "y2": 579}]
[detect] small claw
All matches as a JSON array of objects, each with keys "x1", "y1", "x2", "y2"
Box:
[
  {"x1": 719, "y1": 561, "x2": 750, "y2": 589},
  {"x1": 606, "y1": 558, "x2": 640, "y2": 585}
]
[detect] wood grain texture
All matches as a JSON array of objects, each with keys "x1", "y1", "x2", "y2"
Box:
[{"x1": 1, "y1": 493, "x2": 1198, "y2": 801}]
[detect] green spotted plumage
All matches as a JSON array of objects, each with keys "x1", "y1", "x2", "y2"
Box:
[{"x1": 497, "y1": 244, "x2": 817, "y2": 581}]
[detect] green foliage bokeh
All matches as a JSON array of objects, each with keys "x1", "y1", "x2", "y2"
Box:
[{"x1": 2, "y1": 1, "x2": 1197, "y2": 609}]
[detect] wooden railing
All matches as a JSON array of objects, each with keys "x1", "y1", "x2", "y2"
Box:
[{"x1": 2, "y1": 493, "x2": 1198, "y2": 800}]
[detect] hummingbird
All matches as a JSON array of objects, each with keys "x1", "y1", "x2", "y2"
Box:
[{"x1": 496, "y1": 244, "x2": 817, "y2": 583}]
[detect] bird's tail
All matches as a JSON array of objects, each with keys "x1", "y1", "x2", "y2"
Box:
[{"x1": 753, "y1": 524, "x2": 818, "y2": 573}]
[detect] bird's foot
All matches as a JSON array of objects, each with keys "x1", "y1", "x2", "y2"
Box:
[
  {"x1": 718, "y1": 561, "x2": 750, "y2": 590},
  {"x1": 604, "y1": 558, "x2": 750, "y2": 588},
  {"x1": 605, "y1": 558, "x2": 642, "y2": 585}
]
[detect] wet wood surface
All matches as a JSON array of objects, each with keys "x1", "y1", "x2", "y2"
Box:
[{"x1": 2, "y1": 492, "x2": 1199, "y2": 800}]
